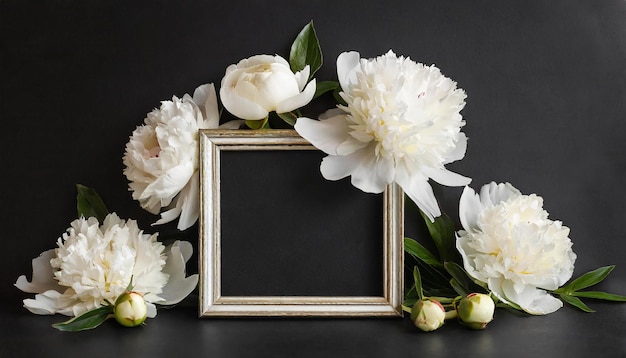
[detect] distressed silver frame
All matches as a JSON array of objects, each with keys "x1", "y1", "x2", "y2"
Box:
[{"x1": 199, "y1": 129, "x2": 403, "y2": 317}]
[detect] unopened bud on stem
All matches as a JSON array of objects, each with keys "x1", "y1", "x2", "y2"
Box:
[
  {"x1": 113, "y1": 291, "x2": 147, "y2": 327},
  {"x1": 456, "y1": 293, "x2": 495, "y2": 330}
]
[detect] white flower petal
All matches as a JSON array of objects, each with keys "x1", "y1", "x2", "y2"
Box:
[
  {"x1": 175, "y1": 172, "x2": 200, "y2": 231},
  {"x1": 458, "y1": 186, "x2": 483, "y2": 232},
  {"x1": 15, "y1": 249, "x2": 61, "y2": 294},
  {"x1": 293, "y1": 65, "x2": 311, "y2": 91},
  {"x1": 276, "y1": 79, "x2": 316, "y2": 114},
  {"x1": 193, "y1": 83, "x2": 220, "y2": 129},
  {"x1": 219, "y1": 84, "x2": 269, "y2": 120},
  {"x1": 443, "y1": 133, "x2": 468, "y2": 164},
  {"x1": 23, "y1": 290, "x2": 66, "y2": 315},
  {"x1": 421, "y1": 166, "x2": 471, "y2": 187},
  {"x1": 396, "y1": 169, "x2": 441, "y2": 221},
  {"x1": 158, "y1": 241, "x2": 199, "y2": 305},
  {"x1": 337, "y1": 51, "x2": 360, "y2": 91},
  {"x1": 295, "y1": 114, "x2": 356, "y2": 156},
  {"x1": 146, "y1": 302, "x2": 157, "y2": 318},
  {"x1": 140, "y1": 161, "x2": 194, "y2": 203},
  {"x1": 480, "y1": 181, "x2": 521, "y2": 207},
  {"x1": 501, "y1": 281, "x2": 563, "y2": 315}
]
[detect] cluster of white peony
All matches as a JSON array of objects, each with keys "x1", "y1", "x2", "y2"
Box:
[
  {"x1": 123, "y1": 84, "x2": 241, "y2": 231},
  {"x1": 456, "y1": 182, "x2": 577, "y2": 314},
  {"x1": 295, "y1": 50, "x2": 470, "y2": 221},
  {"x1": 124, "y1": 54, "x2": 315, "y2": 230},
  {"x1": 15, "y1": 213, "x2": 198, "y2": 318}
]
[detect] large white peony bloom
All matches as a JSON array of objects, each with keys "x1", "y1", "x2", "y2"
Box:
[
  {"x1": 456, "y1": 182, "x2": 577, "y2": 315},
  {"x1": 220, "y1": 54, "x2": 316, "y2": 120},
  {"x1": 15, "y1": 213, "x2": 198, "y2": 317},
  {"x1": 295, "y1": 50, "x2": 470, "y2": 221},
  {"x1": 123, "y1": 83, "x2": 241, "y2": 230}
]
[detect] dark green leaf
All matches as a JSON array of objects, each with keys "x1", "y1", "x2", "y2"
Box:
[
  {"x1": 313, "y1": 81, "x2": 340, "y2": 99},
  {"x1": 404, "y1": 237, "x2": 442, "y2": 267},
  {"x1": 559, "y1": 294, "x2": 595, "y2": 313},
  {"x1": 289, "y1": 21, "x2": 322, "y2": 78},
  {"x1": 557, "y1": 266, "x2": 615, "y2": 293},
  {"x1": 404, "y1": 285, "x2": 417, "y2": 301},
  {"x1": 449, "y1": 278, "x2": 469, "y2": 297},
  {"x1": 419, "y1": 210, "x2": 457, "y2": 262},
  {"x1": 413, "y1": 266, "x2": 424, "y2": 300},
  {"x1": 444, "y1": 262, "x2": 472, "y2": 292},
  {"x1": 403, "y1": 297, "x2": 418, "y2": 309},
  {"x1": 571, "y1": 291, "x2": 626, "y2": 301},
  {"x1": 332, "y1": 88, "x2": 347, "y2": 106},
  {"x1": 76, "y1": 184, "x2": 109, "y2": 222},
  {"x1": 245, "y1": 117, "x2": 269, "y2": 130},
  {"x1": 52, "y1": 306, "x2": 113, "y2": 332},
  {"x1": 277, "y1": 112, "x2": 297, "y2": 126}
]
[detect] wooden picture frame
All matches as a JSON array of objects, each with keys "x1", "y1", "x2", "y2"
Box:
[{"x1": 198, "y1": 129, "x2": 403, "y2": 317}]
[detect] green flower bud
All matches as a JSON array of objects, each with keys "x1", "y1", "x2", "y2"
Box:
[
  {"x1": 114, "y1": 291, "x2": 147, "y2": 327},
  {"x1": 410, "y1": 299, "x2": 446, "y2": 332},
  {"x1": 456, "y1": 293, "x2": 495, "y2": 330}
]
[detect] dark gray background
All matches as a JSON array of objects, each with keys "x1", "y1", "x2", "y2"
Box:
[{"x1": 1, "y1": 0, "x2": 625, "y2": 356}]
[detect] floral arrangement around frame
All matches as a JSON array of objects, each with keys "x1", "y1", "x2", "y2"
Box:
[{"x1": 15, "y1": 22, "x2": 626, "y2": 331}]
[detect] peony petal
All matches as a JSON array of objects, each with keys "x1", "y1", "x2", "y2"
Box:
[
  {"x1": 501, "y1": 281, "x2": 563, "y2": 315},
  {"x1": 480, "y1": 182, "x2": 521, "y2": 207},
  {"x1": 175, "y1": 172, "x2": 200, "y2": 231},
  {"x1": 422, "y1": 166, "x2": 471, "y2": 187},
  {"x1": 458, "y1": 186, "x2": 483, "y2": 232},
  {"x1": 337, "y1": 51, "x2": 360, "y2": 92},
  {"x1": 347, "y1": 150, "x2": 394, "y2": 194},
  {"x1": 443, "y1": 132, "x2": 468, "y2": 164},
  {"x1": 23, "y1": 290, "x2": 65, "y2": 315},
  {"x1": 293, "y1": 65, "x2": 311, "y2": 91},
  {"x1": 15, "y1": 249, "x2": 61, "y2": 294},
  {"x1": 219, "y1": 78, "x2": 269, "y2": 120},
  {"x1": 276, "y1": 79, "x2": 316, "y2": 114},
  {"x1": 295, "y1": 114, "x2": 354, "y2": 156},
  {"x1": 158, "y1": 241, "x2": 198, "y2": 305},
  {"x1": 193, "y1": 83, "x2": 220, "y2": 129},
  {"x1": 146, "y1": 302, "x2": 157, "y2": 318},
  {"x1": 140, "y1": 161, "x2": 194, "y2": 203},
  {"x1": 396, "y1": 169, "x2": 441, "y2": 222}
]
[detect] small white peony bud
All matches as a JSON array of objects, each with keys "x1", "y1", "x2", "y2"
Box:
[
  {"x1": 456, "y1": 293, "x2": 495, "y2": 329},
  {"x1": 410, "y1": 299, "x2": 446, "y2": 332},
  {"x1": 114, "y1": 291, "x2": 147, "y2": 327}
]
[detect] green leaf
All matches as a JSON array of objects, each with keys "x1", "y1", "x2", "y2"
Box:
[
  {"x1": 403, "y1": 297, "x2": 418, "y2": 310},
  {"x1": 333, "y1": 88, "x2": 347, "y2": 106},
  {"x1": 313, "y1": 80, "x2": 340, "y2": 99},
  {"x1": 557, "y1": 266, "x2": 616, "y2": 293},
  {"x1": 413, "y1": 266, "x2": 424, "y2": 300},
  {"x1": 52, "y1": 306, "x2": 113, "y2": 332},
  {"x1": 419, "y1": 210, "x2": 457, "y2": 262},
  {"x1": 571, "y1": 291, "x2": 626, "y2": 301},
  {"x1": 277, "y1": 112, "x2": 297, "y2": 126},
  {"x1": 449, "y1": 278, "x2": 469, "y2": 297},
  {"x1": 404, "y1": 237, "x2": 442, "y2": 267},
  {"x1": 245, "y1": 117, "x2": 269, "y2": 130},
  {"x1": 76, "y1": 184, "x2": 109, "y2": 222},
  {"x1": 559, "y1": 294, "x2": 595, "y2": 313},
  {"x1": 289, "y1": 21, "x2": 322, "y2": 79},
  {"x1": 445, "y1": 261, "x2": 488, "y2": 297}
]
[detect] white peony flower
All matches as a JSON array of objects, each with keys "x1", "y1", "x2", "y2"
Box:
[
  {"x1": 295, "y1": 50, "x2": 470, "y2": 221},
  {"x1": 123, "y1": 83, "x2": 241, "y2": 230},
  {"x1": 456, "y1": 182, "x2": 577, "y2": 315},
  {"x1": 15, "y1": 213, "x2": 198, "y2": 317},
  {"x1": 220, "y1": 54, "x2": 316, "y2": 120}
]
